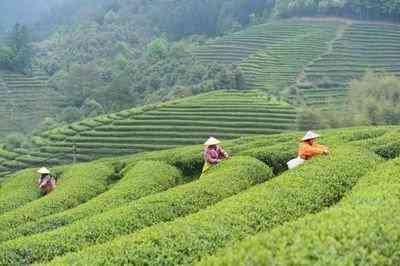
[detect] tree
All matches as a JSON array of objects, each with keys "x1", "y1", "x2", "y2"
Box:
[
  {"x1": 145, "y1": 37, "x2": 169, "y2": 61},
  {"x1": 80, "y1": 98, "x2": 105, "y2": 117},
  {"x1": 0, "y1": 23, "x2": 34, "y2": 73},
  {"x1": 0, "y1": 45, "x2": 16, "y2": 69},
  {"x1": 345, "y1": 72, "x2": 400, "y2": 126},
  {"x1": 59, "y1": 106, "x2": 82, "y2": 123}
]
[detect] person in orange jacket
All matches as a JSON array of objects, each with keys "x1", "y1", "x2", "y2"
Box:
[{"x1": 298, "y1": 131, "x2": 329, "y2": 160}]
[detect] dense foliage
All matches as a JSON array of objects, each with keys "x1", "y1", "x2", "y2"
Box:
[
  {"x1": 297, "y1": 73, "x2": 400, "y2": 130},
  {"x1": 197, "y1": 157, "x2": 400, "y2": 265},
  {"x1": 345, "y1": 72, "x2": 400, "y2": 125},
  {"x1": 2, "y1": 0, "x2": 400, "y2": 129},
  {"x1": 0, "y1": 23, "x2": 33, "y2": 73},
  {"x1": 45, "y1": 145, "x2": 380, "y2": 265},
  {"x1": 39, "y1": 32, "x2": 245, "y2": 115},
  {"x1": 0, "y1": 169, "x2": 40, "y2": 215},
  {"x1": 0, "y1": 127, "x2": 398, "y2": 265},
  {"x1": 0, "y1": 156, "x2": 273, "y2": 264},
  {"x1": 0, "y1": 161, "x2": 114, "y2": 231},
  {"x1": 275, "y1": 0, "x2": 400, "y2": 22},
  {"x1": 0, "y1": 160, "x2": 182, "y2": 242}
]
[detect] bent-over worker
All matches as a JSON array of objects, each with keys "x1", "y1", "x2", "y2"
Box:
[
  {"x1": 298, "y1": 131, "x2": 329, "y2": 160},
  {"x1": 202, "y1": 137, "x2": 229, "y2": 175},
  {"x1": 37, "y1": 167, "x2": 56, "y2": 195}
]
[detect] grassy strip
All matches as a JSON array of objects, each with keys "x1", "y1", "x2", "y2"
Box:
[
  {"x1": 0, "y1": 156, "x2": 273, "y2": 265},
  {"x1": 0, "y1": 169, "x2": 41, "y2": 215},
  {"x1": 46, "y1": 146, "x2": 380, "y2": 265},
  {"x1": 0, "y1": 161, "x2": 114, "y2": 231},
  {"x1": 0, "y1": 161, "x2": 182, "y2": 243},
  {"x1": 197, "y1": 158, "x2": 400, "y2": 265}
]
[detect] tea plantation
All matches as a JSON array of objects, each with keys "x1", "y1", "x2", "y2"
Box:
[
  {"x1": 193, "y1": 18, "x2": 400, "y2": 105},
  {"x1": 0, "y1": 66, "x2": 64, "y2": 136},
  {"x1": 0, "y1": 90, "x2": 297, "y2": 177},
  {"x1": 0, "y1": 126, "x2": 398, "y2": 265}
]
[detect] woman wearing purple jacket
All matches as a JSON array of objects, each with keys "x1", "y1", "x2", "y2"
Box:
[
  {"x1": 201, "y1": 137, "x2": 229, "y2": 176},
  {"x1": 37, "y1": 167, "x2": 56, "y2": 195}
]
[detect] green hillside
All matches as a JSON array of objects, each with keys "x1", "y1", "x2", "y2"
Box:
[
  {"x1": 193, "y1": 18, "x2": 400, "y2": 105},
  {"x1": 300, "y1": 21, "x2": 400, "y2": 104},
  {"x1": 193, "y1": 19, "x2": 341, "y2": 92},
  {"x1": 0, "y1": 66, "x2": 64, "y2": 135},
  {"x1": 0, "y1": 126, "x2": 398, "y2": 265},
  {"x1": 0, "y1": 90, "x2": 297, "y2": 176}
]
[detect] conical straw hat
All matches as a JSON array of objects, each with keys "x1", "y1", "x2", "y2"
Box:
[
  {"x1": 302, "y1": 131, "x2": 320, "y2": 141},
  {"x1": 37, "y1": 167, "x2": 50, "y2": 174},
  {"x1": 204, "y1": 137, "x2": 221, "y2": 146}
]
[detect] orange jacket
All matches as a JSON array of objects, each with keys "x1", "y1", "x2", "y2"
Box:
[{"x1": 298, "y1": 142, "x2": 328, "y2": 160}]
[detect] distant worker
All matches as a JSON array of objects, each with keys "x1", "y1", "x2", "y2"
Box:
[
  {"x1": 287, "y1": 131, "x2": 329, "y2": 169},
  {"x1": 37, "y1": 167, "x2": 56, "y2": 195},
  {"x1": 202, "y1": 137, "x2": 229, "y2": 175}
]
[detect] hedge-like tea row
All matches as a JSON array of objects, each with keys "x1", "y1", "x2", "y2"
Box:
[
  {"x1": 45, "y1": 145, "x2": 380, "y2": 265},
  {"x1": 0, "y1": 161, "x2": 114, "y2": 231},
  {"x1": 238, "y1": 142, "x2": 297, "y2": 174},
  {"x1": 348, "y1": 129, "x2": 400, "y2": 159},
  {"x1": 0, "y1": 161, "x2": 182, "y2": 243},
  {"x1": 0, "y1": 169, "x2": 41, "y2": 215},
  {"x1": 197, "y1": 157, "x2": 400, "y2": 265},
  {"x1": 0, "y1": 156, "x2": 273, "y2": 265}
]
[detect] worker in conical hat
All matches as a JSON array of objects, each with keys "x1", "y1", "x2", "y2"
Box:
[
  {"x1": 298, "y1": 130, "x2": 329, "y2": 160},
  {"x1": 37, "y1": 167, "x2": 56, "y2": 195},
  {"x1": 201, "y1": 137, "x2": 229, "y2": 175}
]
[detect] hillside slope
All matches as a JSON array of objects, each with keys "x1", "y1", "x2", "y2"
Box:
[
  {"x1": 193, "y1": 18, "x2": 400, "y2": 105},
  {"x1": 0, "y1": 90, "x2": 297, "y2": 176},
  {"x1": 0, "y1": 126, "x2": 398, "y2": 265},
  {"x1": 0, "y1": 66, "x2": 64, "y2": 136}
]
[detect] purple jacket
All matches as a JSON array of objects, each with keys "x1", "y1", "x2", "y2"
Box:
[{"x1": 203, "y1": 146, "x2": 228, "y2": 165}]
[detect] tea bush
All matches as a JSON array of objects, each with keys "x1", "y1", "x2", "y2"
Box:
[
  {"x1": 0, "y1": 156, "x2": 273, "y2": 265},
  {"x1": 45, "y1": 145, "x2": 380, "y2": 265},
  {"x1": 0, "y1": 161, "x2": 114, "y2": 231},
  {"x1": 197, "y1": 158, "x2": 400, "y2": 265},
  {"x1": 0, "y1": 169, "x2": 40, "y2": 215},
  {"x1": 0, "y1": 160, "x2": 182, "y2": 242}
]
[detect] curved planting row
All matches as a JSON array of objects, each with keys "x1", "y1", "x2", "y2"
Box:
[
  {"x1": 0, "y1": 161, "x2": 114, "y2": 231},
  {"x1": 198, "y1": 157, "x2": 400, "y2": 265},
  {"x1": 0, "y1": 90, "x2": 297, "y2": 175},
  {"x1": 0, "y1": 169, "x2": 41, "y2": 215},
  {"x1": 43, "y1": 145, "x2": 380, "y2": 265},
  {"x1": 0, "y1": 156, "x2": 274, "y2": 265},
  {"x1": 301, "y1": 21, "x2": 400, "y2": 104},
  {"x1": 0, "y1": 160, "x2": 182, "y2": 243}
]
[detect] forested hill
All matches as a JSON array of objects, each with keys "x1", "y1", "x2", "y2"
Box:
[{"x1": 0, "y1": 0, "x2": 400, "y2": 137}]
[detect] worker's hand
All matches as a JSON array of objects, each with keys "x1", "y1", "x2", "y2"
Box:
[{"x1": 323, "y1": 149, "x2": 330, "y2": 155}]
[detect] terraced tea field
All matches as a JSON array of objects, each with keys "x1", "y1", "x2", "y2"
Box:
[
  {"x1": 300, "y1": 21, "x2": 400, "y2": 105},
  {"x1": 0, "y1": 90, "x2": 297, "y2": 176},
  {"x1": 193, "y1": 18, "x2": 400, "y2": 105},
  {"x1": 0, "y1": 66, "x2": 64, "y2": 135},
  {"x1": 193, "y1": 20, "x2": 341, "y2": 93},
  {"x1": 0, "y1": 126, "x2": 398, "y2": 265}
]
